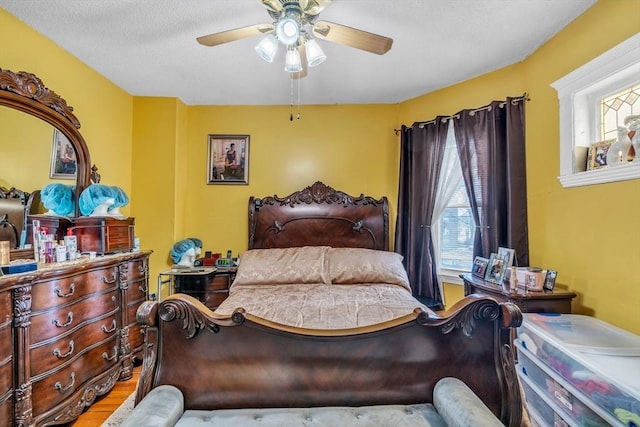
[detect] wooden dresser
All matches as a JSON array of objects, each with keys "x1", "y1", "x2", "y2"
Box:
[{"x1": 0, "y1": 251, "x2": 151, "y2": 427}]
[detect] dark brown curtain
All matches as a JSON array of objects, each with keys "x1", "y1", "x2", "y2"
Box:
[
  {"x1": 453, "y1": 97, "x2": 529, "y2": 266},
  {"x1": 395, "y1": 119, "x2": 450, "y2": 308}
]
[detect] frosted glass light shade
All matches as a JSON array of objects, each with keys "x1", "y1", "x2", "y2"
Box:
[
  {"x1": 284, "y1": 48, "x2": 302, "y2": 72},
  {"x1": 305, "y1": 38, "x2": 326, "y2": 67},
  {"x1": 255, "y1": 35, "x2": 279, "y2": 63},
  {"x1": 276, "y1": 18, "x2": 299, "y2": 45}
]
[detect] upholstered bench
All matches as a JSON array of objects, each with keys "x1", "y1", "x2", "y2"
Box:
[{"x1": 121, "y1": 377, "x2": 503, "y2": 427}]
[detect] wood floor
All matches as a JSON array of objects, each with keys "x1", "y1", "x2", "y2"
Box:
[{"x1": 64, "y1": 365, "x2": 140, "y2": 426}]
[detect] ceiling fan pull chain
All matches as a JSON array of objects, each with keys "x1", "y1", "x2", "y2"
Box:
[
  {"x1": 290, "y1": 74, "x2": 294, "y2": 121},
  {"x1": 297, "y1": 73, "x2": 301, "y2": 120}
]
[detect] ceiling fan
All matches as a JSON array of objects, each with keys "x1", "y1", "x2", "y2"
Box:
[{"x1": 196, "y1": 0, "x2": 393, "y2": 76}]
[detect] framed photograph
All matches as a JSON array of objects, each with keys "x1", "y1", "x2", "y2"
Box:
[
  {"x1": 497, "y1": 247, "x2": 516, "y2": 268},
  {"x1": 586, "y1": 139, "x2": 615, "y2": 170},
  {"x1": 49, "y1": 129, "x2": 77, "y2": 179},
  {"x1": 484, "y1": 253, "x2": 507, "y2": 285},
  {"x1": 543, "y1": 269, "x2": 557, "y2": 291},
  {"x1": 207, "y1": 134, "x2": 249, "y2": 184},
  {"x1": 471, "y1": 256, "x2": 489, "y2": 278}
]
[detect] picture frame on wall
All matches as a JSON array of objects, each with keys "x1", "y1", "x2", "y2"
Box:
[
  {"x1": 471, "y1": 256, "x2": 489, "y2": 278},
  {"x1": 207, "y1": 134, "x2": 249, "y2": 185},
  {"x1": 484, "y1": 253, "x2": 507, "y2": 284},
  {"x1": 49, "y1": 129, "x2": 77, "y2": 179}
]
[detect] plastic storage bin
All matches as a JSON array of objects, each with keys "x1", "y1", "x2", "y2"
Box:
[
  {"x1": 517, "y1": 313, "x2": 640, "y2": 427},
  {"x1": 516, "y1": 340, "x2": 612, "y2": 426},
  {"x1": 518, "y1": 369, "x2": 573, "y2": 427}
]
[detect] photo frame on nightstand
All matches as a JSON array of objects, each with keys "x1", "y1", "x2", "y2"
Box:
[
  {"x1": 484, "y1": 253, "x2": 507, "y2": 284},
  {"x1": 498, "y1": 247, "x2": 516, "y2": 267},
  {"x1": 544, "y1": 269, "x2": 558, "y2": 291},
  {"x1": 471, "y1": 256, "x2": 489, "y2": 278}
]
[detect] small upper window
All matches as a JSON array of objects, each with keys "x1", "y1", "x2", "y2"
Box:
[
  {"x1": 600, "y1": 84, "x2": 640, "y2": 140},
  {"x1": 552, "y1": 33, "x2": 640, "y2": 188}
]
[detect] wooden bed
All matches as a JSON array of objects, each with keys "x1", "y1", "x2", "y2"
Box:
[{"x1": 135, "y1": 182, "x2": 523, "y2": 426}]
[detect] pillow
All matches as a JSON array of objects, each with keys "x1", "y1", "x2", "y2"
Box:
[
  {"x1": 328, "y1": 248, "x2": 411, "y2": 291},
  {"x1": 232, "y1": 246, "x2": 330, "y2": 286}
]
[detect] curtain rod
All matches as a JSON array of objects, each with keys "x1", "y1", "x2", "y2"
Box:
[{"x1": 393, "y1": 92, "x2": 530, "y2": 135}]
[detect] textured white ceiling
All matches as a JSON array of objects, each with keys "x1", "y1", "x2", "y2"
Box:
[{"x1": 1, "y1": 0, "x2": 596, "y2": 106}]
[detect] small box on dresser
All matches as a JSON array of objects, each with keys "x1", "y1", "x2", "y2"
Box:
[
  {"x1": 516, "y1": 313, "x2": 640, "y2": 427},
  {"x1": 73, "y1": 216, "x2": 135, "y2": 254},
  {"x1": 26, "y1": 214, "x2": 73, "y2": 244}
]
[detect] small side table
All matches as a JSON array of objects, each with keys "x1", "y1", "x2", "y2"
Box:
[
  {"x1": 460, "y1": 273, "x2": 576, "y2": 314},
  {"x1": 157, "y1": 267, "x2": 237, "y2": 310}
]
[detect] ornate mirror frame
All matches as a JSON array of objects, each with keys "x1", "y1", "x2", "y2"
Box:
[{"x1": 0, "y1": 68, "x2": 92, "y2": 217}]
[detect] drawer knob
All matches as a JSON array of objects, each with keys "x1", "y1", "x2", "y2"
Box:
[
  {"x1": 52, "y1": 312, "x2": 74, "y2": 328},
  {"x1": 54, "y1": 372, "x2": 75, "y2": 392},
  {"x1": 101, "y1": 319, "x2": 117, "y2": 334},
  {"x1": 54, "y1": 283, "x2": 75, "y2": 298},
  {"x1": 53, "y1": 340, "x2": 75, "y2": 358}
]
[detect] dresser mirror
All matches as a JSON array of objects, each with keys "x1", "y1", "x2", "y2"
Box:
[{"x1": 0, "y1": 68, "x2": 92, "y2": 256}]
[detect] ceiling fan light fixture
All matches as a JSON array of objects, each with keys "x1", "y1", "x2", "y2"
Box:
[
  {"x1": 284, "y1": 46, "x2": 303, "y2": 73},
  {"x1": 276, "y1": 17, "x2": 300, "y2": 45},
  {"x1": 255, "y1": 34, "x2": 279, "y2": 62},
  {"x1": 304, "y1": 38, "x2": 326, "y2": 67}
]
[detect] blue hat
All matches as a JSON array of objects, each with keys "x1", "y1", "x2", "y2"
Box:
[
  {"x1": 170, "y1": 239, "x2": 197, "y2": 264},
  {"x1": 108, "y1": 186, "x2": 129, "y2": 211},
  {"x1": 79, "y1": 184, "x2": 114, "y2": 216},
  {"x1": 41, "y1": 183, "x2": 75, "y2": 216}
]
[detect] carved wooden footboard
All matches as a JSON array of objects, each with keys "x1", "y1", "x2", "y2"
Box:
[{"x1": 135, "y1": 293, "x2": 523, "y2": 426}]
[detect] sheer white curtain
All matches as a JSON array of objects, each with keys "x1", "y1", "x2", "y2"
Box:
[{"x1": 431, "y1": 121, "x2": 463, "y2": 304}]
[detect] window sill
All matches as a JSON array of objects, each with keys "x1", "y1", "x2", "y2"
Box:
[
  {"x1": 438, "y1": 270, "x2": 464, "y2": 286},
  {"x1": 558, "y1": 162, "x2": 640, "y2": 188}
]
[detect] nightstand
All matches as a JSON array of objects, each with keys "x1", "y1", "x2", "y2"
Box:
[
  {"x1": 157, "y1": 267, "x2": 237, "y2": 310},
  {"x1": 460, "y1": 273, "x2": 576, "y2": 314}
]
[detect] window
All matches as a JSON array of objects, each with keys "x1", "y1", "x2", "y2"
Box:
[
  {"x1": 438, "y1": 180, "x2": 474, "y2": 272},
  {"x1": 433, "y1": 123, "x2": 476, "y2": 285},
  {"x1": 600, "y1": 84, "x2": 640, "y2": 140},
  {"x1": 552, "y1": 33, "x2": 640, "y2": 188}
]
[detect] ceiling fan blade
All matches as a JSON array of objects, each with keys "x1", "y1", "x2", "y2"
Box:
[
  {"x1": 313, "y1": 20, "x2": 392, "y2": 55},
  {"x1": 261, "y1": 0, "x2": 283, "y2": 13},
  {"x1": 300, "y1": 0, "x2": 332, "y2": 16},
  {"x1": 197, "y1": 24, "x2": 274, "y2": 47}
]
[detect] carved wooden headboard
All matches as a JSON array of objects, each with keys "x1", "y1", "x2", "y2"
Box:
[{"x1": 248, "y1": 182, "x2": 389, "y2": 250}]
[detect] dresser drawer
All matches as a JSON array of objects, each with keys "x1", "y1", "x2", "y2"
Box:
[
  {"x1": 0, "y1": 394, "x2": 12, "y2": 427},
  {"x1": 205, "y1": 290, "x2": 229, "y2": 310},
  {"x1": 123, "y1": 258, "x2": 147, "y2": 282},
  {"x1": 30, "y1": 313, "x2": 118, "y2": 377},
  {"x1": 0, "y1": 291, "x2": 10, "y2": 324},
  {"x1": 31, "y1": 266, "x2": 118, "y2": 312},
  {"x1": 0, "y1": 324, "x2": 11, "y2": 367},
  {"x1": 127, "y1": 323, "x2": 145, "y2": 353},
  {"x1": 127, "y1": 277, "x2": 148, "y2": 303},
  {"x1": 0, "y1": 353, "x2": 12, "y2": 399},
  {"x1": 208, "y1": 274, "x2": 231, "y2": 291},
  {"x1": 30, "y1": 290, "x2": 118, "y2": 344},
  {"x1": 31, "y1": 334, "x2": 119, "y2": 416}
]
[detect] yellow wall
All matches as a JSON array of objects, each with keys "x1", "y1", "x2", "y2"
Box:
[
  {"x1": 0, "y1": 8, "x2": 134, "y2": 211},
  {"x1": 2, "y1": 1, "x2": 639, "y2": 332},
  {"x1": 403, "y1": 0, "x2": 640, "y2": 332}
]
